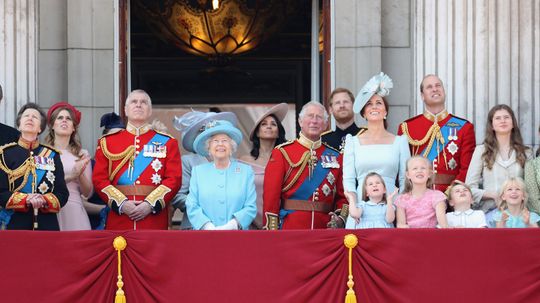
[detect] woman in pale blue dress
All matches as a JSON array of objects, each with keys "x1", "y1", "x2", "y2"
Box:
[
  {"x1": 344, "y1": 73, "x2": 411, "y2": 228},
  {"x1": 186, "y1": 120, "x2": 256, "y2": 230}
]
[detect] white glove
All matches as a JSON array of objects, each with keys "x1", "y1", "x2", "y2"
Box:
[
  {"x1": 215, "y1": 219, "x2": 239, "y2": 230},
  {"x1": 202, "y1": 222, "x2": 216, "y2": 230}
]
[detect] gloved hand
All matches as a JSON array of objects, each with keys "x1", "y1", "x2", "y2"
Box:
[{"x1": 215, "y1": 219, "x2": 239, "y2": 230}]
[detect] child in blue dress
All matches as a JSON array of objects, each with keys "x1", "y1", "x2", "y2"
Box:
[
  {"x1": 494, "y1": 177, "x2": 540, "y2": 228},
  {"x1": 346, "y1": 172, "x2": 397, "y2": 228}
]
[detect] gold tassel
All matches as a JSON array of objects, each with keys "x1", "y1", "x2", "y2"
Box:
[
  {"x1": 113, "y1": 236, "x2": 128, "y2": 303},
  {"x1": 344, "y1": 234, "x2": 358, "y2": 303}
]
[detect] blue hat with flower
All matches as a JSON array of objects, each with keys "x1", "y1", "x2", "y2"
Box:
[
  {"x1": 353, "y1": 72, "x2": 393, "y2": 114},
  {"x1": 173, "y1": 111, "x2": 237, "y2": 153},
  {"x1": 192, "y1": 120, "x2": 243, "y2": 157}
]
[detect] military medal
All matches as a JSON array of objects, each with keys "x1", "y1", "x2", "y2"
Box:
[
  {"x1": 34, "y1": 156, "x2": 55, "y2": 171},
  {"x1": 151, "y1": 173, "x2": 162, "y2": 185},
  {"x1": 448, "y1": 158, "x2": 457, "y2": 170},
  {"x1": 151, "y1": 159, "x2": 163, "y2": 172},
  {"x1": 46, "y1": 171, "x2": 55, "y2": 183},
  {"x1": 144, "y1": 142, "x2": 167, "y2": 158},
  {"x1": 321, "y1": 154, "x2": 340, "y2": 168},
  {"x1": 326, "y1": 172, "x2": 335, "y2": 185},
  {"x1": 322, "y1": 184, "x2": 331, "y2": 196},
  {"x1": 447, "y1": 141, "x2": 458, "y2": 155},
  {"x1": 38, "y1": 182, "x2": 49, "y2": 194},
  {"x1": 447, "y1": 127, "x2": 458, "y2": 141}
]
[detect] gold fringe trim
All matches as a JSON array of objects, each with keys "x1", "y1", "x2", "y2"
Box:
[
  {"x1": 344, "y1": 234, "x2": 358, "y2": 303},
  {"x1": 100, "y1": 139, "x2": 135, "y2": 181},
  {"x1": 279, "y1": 149, "x2": 311, "y2": 192},
  {"x1": 113, "y1": 236, "x2": 127, "y2": 303}
]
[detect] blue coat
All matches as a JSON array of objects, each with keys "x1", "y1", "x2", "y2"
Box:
[{"x1": 186, "y1": 160, "x2": 256, "y2": 230}]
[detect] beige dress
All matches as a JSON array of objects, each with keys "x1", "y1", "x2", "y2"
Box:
[
  {"x1": 239, "y1": 160, "x2": 265, "y2": 229},
  {"x1": 465, "y1": 145, "x2": 532, "y2": 213}
]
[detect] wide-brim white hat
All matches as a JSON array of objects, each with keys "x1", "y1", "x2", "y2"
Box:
[
  {"x1": 174, "y1": 111, "x2": 237, "y2": 153},
  {"x1": 193, "y1": 120, "x2": 243, "y2": 157},
  {"x1": 249, "y1": 103, "x2": 288, "y2": 141},
  {"x1": 353, "y1": 72, "x2": 393, "y2": 114}
]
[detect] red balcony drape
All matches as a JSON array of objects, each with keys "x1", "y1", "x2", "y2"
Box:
[{"x1": 1, "y1": 229, "x2": 539, "y2": 303}]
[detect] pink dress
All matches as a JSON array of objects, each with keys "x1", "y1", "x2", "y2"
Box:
[
  {"x1": 57, "y1": 149, "x2": 92, "y2": 231},
  {"x1": 394, "y1": 189, "x2": 446, "y2": 228}
]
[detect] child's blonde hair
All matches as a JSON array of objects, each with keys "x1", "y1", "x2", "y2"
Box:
[
  {"x1": 361, "y1": 172, "x2": 387, "y2": 202},
  {"x1": 498, "y1": 177, "x2": 528, "y2": 210},
  {"x1": 403, "y1": 155, "x2": 434, "y2": 193}
]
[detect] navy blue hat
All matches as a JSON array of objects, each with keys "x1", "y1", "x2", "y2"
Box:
[{"x1": 100, "y1": 112, "x2": 124, "y2": 130}]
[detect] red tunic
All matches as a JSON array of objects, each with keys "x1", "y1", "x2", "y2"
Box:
[
  {"x1": 92, "y1": 123, "x2": 181, "y2": 230},
  {"x1": 398, "y1": 110, "x2": 476, "y2": 192},
  {"x1": 263, "y1": 134, "x2": 346, "y2": 229}
]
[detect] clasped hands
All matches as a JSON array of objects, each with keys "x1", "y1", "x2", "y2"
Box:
[
  {"x1": 122, "y1": 200, "x2": 153, "y2": 221},
  {"x1": 26, "y1": 193, "x2": 46, "y2": 210}
]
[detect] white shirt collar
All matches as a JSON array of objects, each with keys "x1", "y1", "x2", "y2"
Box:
[{"x1": 452, "y1": 209, "x2": 474, "y2": 216}]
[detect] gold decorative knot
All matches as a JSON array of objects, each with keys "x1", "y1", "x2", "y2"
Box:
[
  {"x1": 113, "y1": 236, "x2": 127, "y2": 251},
  {"x1": 344, "y1": 234, "x2": 358, "y2": 249}
]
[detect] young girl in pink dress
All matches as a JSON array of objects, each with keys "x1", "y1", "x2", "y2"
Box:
[{"x1": 395, "y1": 156, "x2": 448, "y2": 228}]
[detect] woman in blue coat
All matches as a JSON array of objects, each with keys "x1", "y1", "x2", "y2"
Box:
[{"x1": 186, "y1": 120, "x2": 256, "y2": 230}]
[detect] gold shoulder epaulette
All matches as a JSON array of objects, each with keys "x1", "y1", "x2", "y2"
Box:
[
  {"x1": 155, "y1": 130, "x2": 174, "y2": 139},
  {"x1": 99, "y1": 129, "x2": 124, "y2": 139},
  {"x1": 0, "y1": 142, "x2": 17, "y2": 154},
  {"x1": 320, "y1": 129, "x2": 332, "y2": 136},
  {"x1": 40, "y1": 143, "x2": 61, "y2": 154},
  {"x1": 275, "y1": 140, "x2": 294, "y2": 149},
  {"x1": 322, "y1": 142, "x2": 340, "y2": 153}
]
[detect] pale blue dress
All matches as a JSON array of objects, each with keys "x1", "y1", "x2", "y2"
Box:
[
  {"x1": 343, "y1": 135, "x2": 410, "y2": 228},
  {"x1": 347, "y1": 200, "x2": 394, "y2": 228},
  {"x1": 492, "y1": 210, "x2": 540, "y2": 228},
  {"x1": 186, "y1": 160, "x2": 257, "y2": 230}
]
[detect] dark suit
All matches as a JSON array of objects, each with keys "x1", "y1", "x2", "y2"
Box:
[{"x1": 0, "y1": 123, "x2": 20, "y2": 146}]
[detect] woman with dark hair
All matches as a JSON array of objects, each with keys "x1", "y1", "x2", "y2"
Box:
[
  {"x1": 239, "y1": 103, "x2": 287, "y2": 228},
  {"x1": 524, "y1": 126, "x2": 540, "y2": 214},
  {"x1": 0, "y1": 103, "x2": 68, "y2": 230},
  {"x1": 45, "y1": 102, "x2": 92, "y2": 230},
  {"x1": 344, "y1": 72, "x2": 410, "y2": 227},
  {"x1": 466, "y1": 104, "x2": 532, "y2": 226}
]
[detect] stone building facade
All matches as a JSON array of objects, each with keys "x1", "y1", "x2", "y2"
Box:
[{"x1": 1, "y1": 0, "x2": 539, "y2": 152}]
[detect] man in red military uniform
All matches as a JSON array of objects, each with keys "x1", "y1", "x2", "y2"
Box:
[
  {"x1": 93, "y1": 89, "x2": 181, "y2": 230},
  {"x1": 263, "y1": 101, "x2": 347, "y2": 230},
  {"x1": 398, "y1": 74, "x2": 476, "y2": 192}
]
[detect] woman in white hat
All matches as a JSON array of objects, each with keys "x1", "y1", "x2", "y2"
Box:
[
  {"x1": 344, "y1": 72, "x2": 411, "y2": 228},
  {"x1": 186, "y1": 120, "x2": 256, "y2": 230},
  {"x1": 172, "y1": 111, "x2": 238, "y2": 229},
  {"x1": 239, "y1": 103, "x2": 288, "y2": 229}
]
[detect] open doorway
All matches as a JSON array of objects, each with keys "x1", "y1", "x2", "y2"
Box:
[{"x1": 117, "y1": 0, "x2": 332, "y2": 156}]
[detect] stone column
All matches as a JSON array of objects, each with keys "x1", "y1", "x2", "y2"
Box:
[
  {"x1": 415, "y1": 0, "x2": 540, "y2": 146},
  {"x1": 0, "y1": 0, "x2": 37, "y2": 126},
  {"x1": 333, "y1": 0, "x2": 414, "y2": 133},
  {"x1": 38, "y1": 0, "x2": 115, "y2": 152}
]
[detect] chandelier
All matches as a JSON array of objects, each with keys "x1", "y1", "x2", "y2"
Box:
[{"x1": 133, "y1": 0, "x2": 293, "y2": 61}]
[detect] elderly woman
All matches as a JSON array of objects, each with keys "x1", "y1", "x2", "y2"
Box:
[
  {"x1": 0, "y1": 103, "x2": 68, "y2": 230},
  {"x1": 466, "y1": 104, "x2": 532, "y2": 226},
  {"x1": 186, "y1": 120, "x2": 256, "y2": 230},
  {"x1": 45, "y1": 102, "x2": 93, "y2": 230},
  {"x1": 239, "y1": 103, "x2": 287, "y2": 228},
  {"x1": 344, "y1": 72, "x2": 411, "y2": 227}
]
